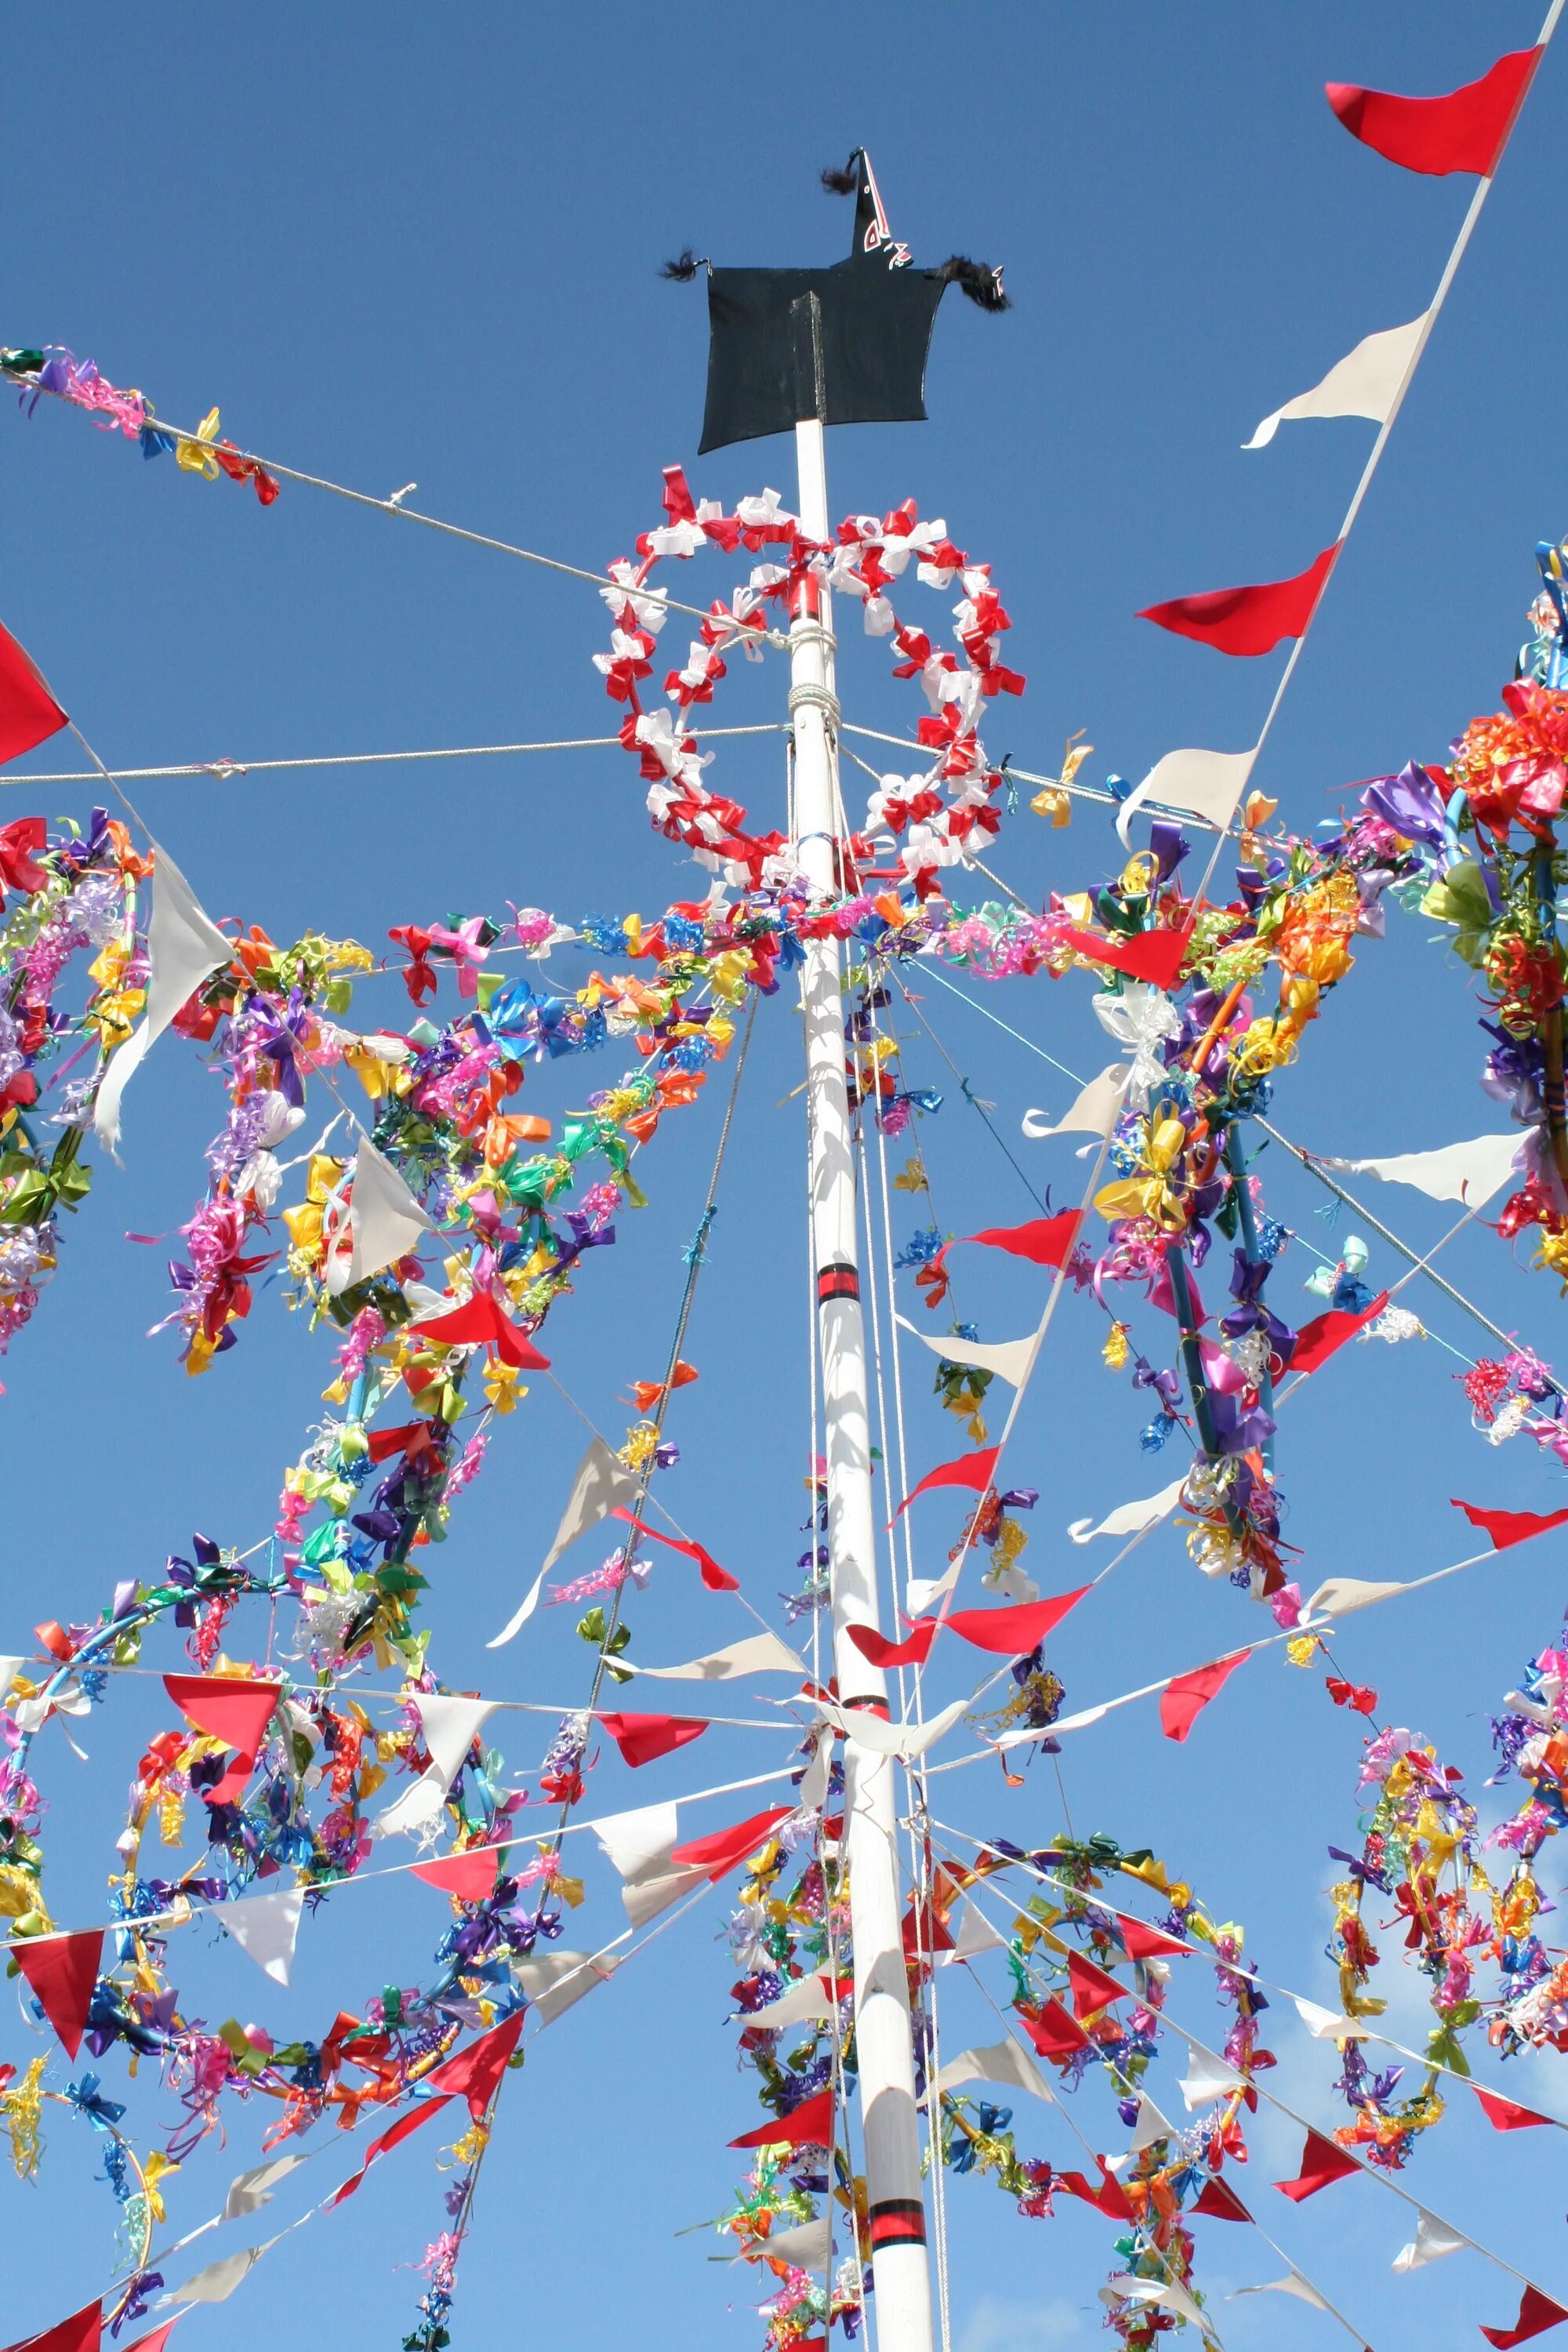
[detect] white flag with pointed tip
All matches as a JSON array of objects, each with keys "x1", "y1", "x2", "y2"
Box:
[
  {"x1": 896, "y1": 1315, "x2": 1039, "y2": 1390},
  {"x1": 1233, "y1": 2271, "x2": 1330, "y2": 2311},
  {"x1": 1245, "y1": 313, "x2": 1429, "y2": 449},
  {"x1": 375, "y1": 1693, "x2": 496, "y2": 1838},
  {"x1": 1070, "y1": 1474, "x2": 1186, "y2": 1545},
  {"x1": 1116, "y1": 746, "x2": 1258, "y2": 850},
  {"x1": 1128, "y1": 2093, "x2": 1178, "y2": 2153},
  {"x1": 514, "y1": 1946, "x2": 620, "y2": 2024},
  {"x1": 488, "y1": 1438, "x2": 643, "y2": 1648},
  {"x1": 1393, "y1": 2209, "x2": 1470, "y2": 2272},
  {"x1": 1320, "y1": 1129, "x2": 1530, "y2": 1208},
  {"x1": 1102, "y1": 2274, "x2": 1209, "y2": 2333},
  {"x1": 757, "y1": 2216, "x2": 833, "y2": 2274},
  {"x1": 96, "y1": 843, "x2": 233, "y2": 1153},
  {"x1": 161, "y1": 2241, "x2": 274, "y2": 2307},
  {"x1": 1022, "y1": 1063, "x2": 1129, "y2": 1144},
  {"x1": 636, "y1": 1632, "x2": 805, "y2": 1682},
  {"x1": 223, "y1": 2151, "x2": 310, "y2": 2220},
  {"x1": 593, "y1": 1800, "x2": 703, "y2": 1928},
  {"x1": 942, "y1": 1899, "x2": 1008, "y2": 1965},
  {"x1": 1305, "y1": 1574, "x2": 1409, "y2": 1619},
  {"x1": 737, "y1": 1974, "x2": 839, "y2": 2029},
  {"x1": 223, "y1": 1886, "x2": 304, "y2": 1987},
  {"x1": 1178, "y1": 2040, "x2": 1245, "y2": 2111},
  {"x1": 331, "y1": 1132, "x2": 436, "y2": 1292},
  {"x1": 822, "y1": 1695, "x2": 967, "y2": 1760},
  {"x1": 933, "y1": 2038, "x2": 1054, "y2": 2103},
  {"x1": 1292, "y1": 1994, "x2": 1369, "y2": 2042}
]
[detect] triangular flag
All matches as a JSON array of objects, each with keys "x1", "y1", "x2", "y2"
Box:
[
  {"x1": 897, "y1": 1316, "x2": 1039, "y2": 1390},
  {"x1": 1022, "y1": 1064, "x2": 1129, "y2": 1144},
  {"x1": 597, "y1": 1711, "x2": 709, "y2": 1769},
  {"x1": 1233, "y1": 2273, "x2": 1331, "y2": 2312},
  {"x1": 1193, "y1": 2174, "x2": 1250, "y2": 2222},
  {"x1": 1067, "y1": 1950, "x2": 1127, "y2": 2019},
  {"x1": 1327, "y1": 48, "x2": 1540, "y2": 177},
  {"x1": 1120, "y1": 1917, "x2": 1194, "y2": 1962},
  {"x1": 933, "y1": 2039, "x2": 1053, "y2": 2103},
  {"x1": 327, "y1": 2095, "x2": 454, "y2": 2208},
  {"x1": 1102, "y1": 2273, "x2": 1207, "y2": 2332},
  {"x1": 162, "y1": 2245, "x2": 270, "y2": 2306},
  {"x1": 121, "y1": 2325, "x2": 178, "y2": 2352},
  {"x1": 0, "y1": 617, "x2": 67, "y2": 765},
  {"x1": 1069, "y1": 1474, "x2": 1185, "y2": 1544},
  {"x1": 1178, "y1": 2042, "x2": 1245, "y2": 2111},
  {"x1": 223, "y1": 1886, "x2": 304, "y2": 1987},
  {"x1": 1160, "y1": 1650, "x2": 1248, "y2": 1743},
  {"x1": 1058, "y1": 2161, "x2": 1134, "y2": 2221},
  {"x1": 739, "y1": 1975, "x2": 841, "y2": 2029},
  {"x1": 1290, "y1": 1290, "x2": 1390, "y2": 1373},
  {"x1": 848, "y1": 1618, "x2": 938, "y2": 1669},
  {"x1": 964, "y1": 1212, "x2": 1083, "y2": 1267},
  {"x1": 16, "y1": 1929, "x2": 103, "y2": 2058},
  {"x1": 942, "y1": 1900, "x2": 1008, "y2": 1966},
  {"x1": 410, "y1": 1848, "x2": 504, "y2": 1902},
  {"x1": 1304, "y1": 1574, "x2": 1409, "y2": 1618},
  {"x1": 1138, "y1": 544, "x2": 1338, "y2": 657},
  {"x1": 2, "y1": 2303, "x2": 101, "y2": 2352},
  {"x1": 162, "y1": 1675, "x2": 280, "y2": 1771},
  {"x1": 636, "y1": 1631, "x2": 805, "y2": 1682},
  {"x1": 1022, "y1": 1997, "x2": 1091, "y2": 2060},
  {"x1": 1291, "y1": 1995, "x2": 1369, "y2": 2041},
  {"x1": 946, "y1": 1587, "x2": 1090, "y2": 1656},
  {"x1": 891, "y1": 1446, "x2": 1000, "y2": 1523},
  {"x1": 1324, "y1": 1129, "x2": 1526, "y2": 1207},
  {"x1": 487, "y1": 1436, "x2": 642, "y2": 1646},
  {"x1": 1393, "y1": 2208, "x2": 1470, "y2": 2271},
  {"x1": 670, "y1": 1805, "x2": 793, "y2": 1880},
  {"x1": 729, "y1": 2087, "x2": 833, "y2": 2151},
  {"x1": 1113, "y1": 747, "x2": 1255, "y2": 850},
  {"x1": 1127, "y1": 2093, "x2": 1176, "y2": 2152},
  {"x1": 755, "y1": 2217, "x2": 832, "y2": 2274},
  {"x1": 412, "y1": 1291, "x2": 548, "y2": 1370},
  {"x1": 1453, "y1": 1501, "x2": 1568, "y2": 1552},
  {"x1": 376, "y1": 1693, "x2": 496, "y2": 1838},
  {"x1": 425, "y1": 2013, "x2": 524, "y2": 2118},
  {"x1": 594, "y1": 1801, "x2": 704, "y2": 1929},
  {"x1": 95, "y1": 844, "x2": 233, "y2": 1152},
  {"x1": 1482, "y1": 2284, "x2": 1568, "y2": 2350},
  {"x1": 222, "y1": 2152, "x2": 310, "y2": 2220},
  {"x1": 1246, "y1": 314, "x2": 1428, "y2": 448},
  {"x1": 1475, "y1": 2085, "x2": 1554, "y2": 2132},
  {"x1": 514, "y1": 1947, "x2": 619, "y2": 2026},
  {"x1": 1273, "y1": 2125, "x2": 1359, "y2": 2202},
  {"x1": 341, "y1": 1133, "x2": 436, "y2": 1290},
  {"x1": 611, "y1": 1510, "x2": 739, "y2": 1592}
]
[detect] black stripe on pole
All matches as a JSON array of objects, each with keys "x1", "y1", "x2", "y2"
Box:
[
  {"x1": 817, "y1": 1261, "x2": 860, "y2": 1303},
  {"x1": 868, "y1": 2198, "x2": 927, "y2": 2249}
]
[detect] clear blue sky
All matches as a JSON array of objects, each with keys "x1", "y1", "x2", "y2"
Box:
[{"x1": 4, "y1": 6, "x2": 1566, "y2": 2349}]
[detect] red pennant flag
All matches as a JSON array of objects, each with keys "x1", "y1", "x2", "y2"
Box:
[
  {"x1": 0, "y1": 621, "x2": 67, "y2": 768},
  {"x1": 1475, "y1": 2085, "x2": 1554, "y2": 2132},
  {"x1": 848, "y1": 1619, "x2": 938, "y2": 1669},
  {"x1": 1061, "y1": 926, "x2": 1195, "y2": 992},
  {"x1": 597, "y1": 1711, "x2": 710, "y2": 1769},
  {"x1": 328, "y1": 2093, "x2": 455, "y2": 2206},
  {"x1": 1160, "y1": 1651, "x2": 1249, "y2": 1744},
  {"x1": 1327, "y1": 48, "x2": 1540, "y2": 179},
  {"x1": 1193, "y1": 2175, "x2": 1250, "y2": 2222},
  {"x1": 1058, "y1": 2162, "x2": 1135, "y2": 2221},
  {"x1": 410, "y1": 1849, "x2": 503, "y2": 1902},
  {"x1": 1022, "y1": 1997, "x2": 1091, "y2": 2059},
  {"x1": 670, "y1": 1804, "x2": 793, "y2": 1880},
  {"x1": 2, "y1": 2303, "x2": 103, "y2": 2352},
  {"x1": 16, "y1": 1929, "x2": 103, "y2": 2060},
  {"x1": 730, "y1": 2086, "x2": 834, "y2": 2151},
  {"x1": 1273, "y1": 2125, "x2": 1359, "y2": 2202},
  {"x1": 1483, "y1": 2285, "x2": 1568, "y2": 2350},
  {"x1": 366, "y1": 1421, "x2": 444, "y2": 1473},
  {"x1": 1067, "y1": 1950, "x2": 1127, "y2": 2020},
  {"x1": 891, "y1": 1446, "x2": 1000, "y2": 1523},
  {"x1": 122, "y1": 2326, "x2": 180, "y2": 2352},
  {"x1": 964, "y1": 1212, "x2": 1083, "y2": 1268},
  {"x1": 1290, "y1": 1290, "x2": 1390, "y2": 1374},
  {"x1": 1120, "y1": 1917, "x2": 1195, "y2": 1962},
  {"x1": 425, "y1": 2012, "x2": 524, "y2": 2118},
  {"x1": 945, "y1": 1588, "x2": 1091, "y2": 1657},
  {"x1": 413, "y1": 1293, "x2": 550, "y2": 1370},
  {"x1": 1452, "y1": 1500, "x2": 1568, "y2": 1552},
  {"x1": 611, "y1": 1510, "x2": 738, "y2": 1592},
  {"x1": 162, "y1": 1675, "x2": 280, "y2": 1767},
  {"x1": 1138, "y1": 544, "x2": 1338, "y2": 658}
]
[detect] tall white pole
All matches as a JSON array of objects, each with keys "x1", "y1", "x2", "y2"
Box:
[{"x1": 792, "y1": 410, "x2": 935, "y2": 2352}]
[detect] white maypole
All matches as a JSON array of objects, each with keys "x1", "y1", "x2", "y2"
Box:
[{"x1": 791, "y1": 374, "x2": 936, "y2": 2351}]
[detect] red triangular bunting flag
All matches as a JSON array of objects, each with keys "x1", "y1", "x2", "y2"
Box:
[
  {"x1": 612, "y1": 1510, "x2": 738, "y2": 1592},
  {"x1": 0, "y1": 621, "x2": 67, "y2": 768},
  {"x1": 964, "y1": 1211, "x2": 1083, "y2": 1268},
  {"x1": 1062, "y1": 925, "x2": 1195, "y2": 991},
  {"x1": 410, "y1": 1849, "x2": 503, "y2": 1901},
  {"x1": 1138, "y1": 544, "x2": 1338, "y2": 657},
  {"x1": 328, "y1": 2092, "x2": 455, "y2": 2207},
  {"x1": 1022, "y1": 1997, "x2": 1091, "y2": 2060},
  {"x1": 1273, "y1": 2125, "x2": 1359, "y2": 2202},
  {"x1": 1475, "y1": 2085, "x2": 1554, "y2": 2132},
  {"x1": 848, "y1": 1620, "x2": 938, "y2": 1669},
  {"x1": 1327, "y1": 48, "x2": 1539, "y2": 178},
  {"x1": 944, "y1": 1588, "x2": 1091, "y2": 1657},
  {"x1": 1058, "y1": 2161, "x2": 1134, "y2": 2221},
  {"x1": 1193, "y1": 2175, "x2": 1250, "y2": 2222},
  {"x1": 1067, "y1": 1950, "x2": 1127, "y2": 2019},
  {"x1": 1452, "y1": 1500, "x2": 1568, "y2": 1552},
  {"x1": 162, "y1": 1675, "x2": 281, "y2": 1766},
  {"x1": 122, "y1": 2325, "x2": 180, "y2": 2352},
  {"x1": 597, "y1": 1711, "x2": 710, "y2": 1769},
  {"x1": 1290, "y1": 1290, "x2": 1390, "y2": 1374},
  {"x1": 670, "y1": 1804, "x2": 793, "y2": 1880},
  {"x1": 414, "y1": 1293, "x2": 550, "y2": 1369},
  {"x1": 891, "y1": 1446, "x2": 1000, "y2": 1523},
  {"x1": 1482, "y1": 2285, "x2": 1568, "y2": 2350},
  {"x1": 730, "y1": 2086, "x2": 834, "y2": 2151},
  {"x1": 1160, "y1": 1651, "x2": 1249, "y2": 1744},
  {"x1": 425, "y1": 2013, "x2": 524, "y2": 2118},
  {"x1": 16, "y1": 1929, "x2": 103, "y2": 2060},
  {"x1": 1120, "y1": 1917, "x2": 1195, "y2": 1962},
  {"x1": 2, "y1": 2303, "x2": 103, "y2": 2352}
]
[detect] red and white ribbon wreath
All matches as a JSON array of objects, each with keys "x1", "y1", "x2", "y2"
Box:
[{"x1": 593, "y1": 467, "x2": 1025, "y2": 898}]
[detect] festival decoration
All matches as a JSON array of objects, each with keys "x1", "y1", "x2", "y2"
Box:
[{"x1": 1, "y1": 350, "x2": 279, "y2": 503}]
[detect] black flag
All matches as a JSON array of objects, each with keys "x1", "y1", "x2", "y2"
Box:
[{"x1": 666, "y1": 152, "x2": 1008, "y2": 456}]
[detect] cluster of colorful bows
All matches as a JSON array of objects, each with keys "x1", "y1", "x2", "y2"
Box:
[
  {"x1": 1, "y1": 347, "x2": 280, "y2": 502},
  {"x1": 596, "y1": 467, "x2": 1019, "y2": 895}
]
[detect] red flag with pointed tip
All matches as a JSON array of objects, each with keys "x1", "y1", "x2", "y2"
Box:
[
  {"x1": 1120, "y1": 1917, "x2": 1195, "y2": 1962},
  {"x1": 670, "y1": 1804, "x2": 793, "y2": 1880},
  {"x1": 162, "y1": 1675, "x2": 281, "y2": 1767},
  {"x1": 1021, "y1": 1997, "x2": 1091, "y2": 2059},
  {"x1": 122, "y1": 2325, "x2": 180, "y2": 2352},
  {"x1": 1058, "y1": 2161, "x2": 1134, "y2": 2221},
  {"x1": 847, "y1": 1619, "x2": 938, "y2": 1669},
  {"x1": 425, "y1": 2012, "x2": 524, "y2": 2118},
  {"x1": 1138, "y1": 544, "x2": 1339, "y2": 657},
  {"x1": 1062, "y1": 926, "x2": 1195, "y2": 992},
  {"x1": 0, "y1": 621, "x2": 67, "y2": 769},
  {"x1": 2, "y1": 2301, "x2": 103, "y2": 2352},
  {"x1": 964, "y1": 1212, "x2": 1083, "y2": 1268},
  {"x1": 414, "y1": 1293, "x2": 550, "y2": 1369},
  {"x1": 1327, "y1": 47, "x2": 1540, "y2": 178},
  {"x1": 945, "y1": 1587, "x2": 1091, "y2": 1657},
  {"x1": 1193, "y1": 2175, "x2": 1250, "y2": 2222},
  {"x1": 1273, "y1": 2125, "x2": 1359, "y2": 2202},
  {"x1": 1160, "y1": 1651, "x2": 1249, "y2": 1744},
  {"x1": 1452, "y1": 1500, "x2": 1568, "y2": 1552},
  {"x1": 410, "y1": 1849, "x2": 504, "y2": 1902},
  {"x1": 730, "y1": 2086, "x2": 834, "y2": 2151},
  {"x1": 1067, "y1": 1950, "x2": 1127, "y2": 2019},
  {"x1": 1290, "y1": 1290, "x2": 1390, "y2": 1374},
  {"x1": 611, "y1": 1509, "x2": 738, "y2": 1592},
  {"x1": 597, "y1": 1711, "x2": 710, "y2": 1769},
  {"x1": 15, "y1": 1929, "x2": 103, "y2": 2060},
  {"x1": 328, "y1": 2092, "x2": 455, "y2": 2206},
  {"x1": 1475, "y1": 2085, "x2": 1554, "y2": 2132},
  {"x1": 890, "y1": 1446, "x2": 999, "y2": 1523},
  {"x1": 1481, "y1": 2284, "x2": 1568, "y2": 2349}
]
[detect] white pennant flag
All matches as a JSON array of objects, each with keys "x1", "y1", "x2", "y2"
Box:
[
  {"x1": 636, "y1": 1632, "x2": 805, "y2": 1682},
  {"x1": 376, "y1": 1693, "x2": 496, "y2": 1837},
  {"x1": 593, "y1": 1800, "x2": 703, "y2": 1928},
  {"x1": 933, "y1": 2038, "x2": 1054, "y2": 2103},
  {"x1": 488, "y1": 1438, "x2": 642, "y2": 1648},
  {"x1": 1069, "y1": 1475, "x2": 1186, "y2": 1545},
  {"x1": 1320, "y1": 1129, "x2": 1530, "y2": 1208},
  {"x1": 1305, "y1": 1574, "x2": 1409, "y2": 1619},
  {"x1": 1101, "y1": 2274, "x2": 1210, "y2": 2335},
  {"x1": 1022, "y1": 1063, "x2": 1129, "y2": 1145},
  {"x1": 821, "y1": 1695, "x2": 967, "y2": 1761},
  {"x1": 896, "y1": 1315, "x2": 1039, "y2": 1391},
  {"x1": 1116, "y1": 746, "x2": 1258, "y2": 850},
  {"x1": 736, "y1": 1973, "x2": 840, "y2": 2028},
  {"x1": 161, "y1": 2241, "x2": 274, "y2": 2307},
  {"x1": 223, "y1": 1886, "x2": 305, "y2": 1987},
  {"x1": 223, "y1": 2151, "x2": 310, "y2": 2220},
  {"x1": 95, "y1": 842, "x2": 233, "y2": 1153},
  {"x1": 1393, "y1": 2209, "x2": 1471, "y2": 2272},
  {"x1": 942, "y1": 1899, "x2": 1008, "y2": 1966},
  {"x1": 1233, "y1": 2271, "x2": 1331, "y2": 2311},
  {"x1": 1178, "y1": 2040, "x2": 1245, "y2": 2111},
  {"x1": 514, "y1": 1945, "x2": 620, "y2": 2024},
  {"x1": 1292, "y1": 1994, "x2": 1369, "y2": 2042},
  {"x1": 757, "y1": 2216, "x2": 833, "y2": 2274},
  {"x1": 331, "y1": 1133, "x2": 437, "y2": 1292},
  {"x1": 1128, "y1": 2093, "x2": 1178, "y2": 2153},
  {"x1": 1245, "y1": 313, "x2": 1429, "y2": 449}
]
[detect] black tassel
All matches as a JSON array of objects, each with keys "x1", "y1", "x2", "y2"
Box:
[
  {"x1": 934, "y1": 256, "x2": 1011, "y2": 313},
  {"x1": 660, "y1": 249, "x2": 701, "y2": 282},
  {"x1": 820, "y1": 160, "x2": 858, "y2": 195}
]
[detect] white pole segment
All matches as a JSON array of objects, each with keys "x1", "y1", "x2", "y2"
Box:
[{"x1": 793, "y1": 412, "x2": 935, "y2": 2352}]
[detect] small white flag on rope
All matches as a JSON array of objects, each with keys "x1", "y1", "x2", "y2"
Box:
[
  {"x1": 223, "y1": 1886, "x2": 305, "y2": 1987},
  {"x1": 1319, "y1": 1128, "x2": 1531, "y2": 1208},
  {"x1": 896, "y1": 1314, "x2": 1039, "y2": 1391},
  {"x1": 1101, "y1": 2274, "x2": 1210, "y2": 2335},
  {"x1": 161, "y1": 2241, "x2": 274, "y2": 2307},
  {"x1": 1244, "y1": 313, "x2": 1429, "y2": 449},
  {"x1": 1232, "y1": 2271, "x2": 1331, "y2": 2312},
  {"x1": 1305, "y1": 1574, "x2": 1410, "y2": 1619},
  {"x1": 942, "y1": 1899, "x2": 1008, "y2": 1966},
  {"x1": 593, "y1": 1800, "x2": 703, "y2": 1929},
  {"x1": 1069, "y1": 1474, "x2": 1186, "y2": 1545},
  {"x1": 1022, "y1": 1062, "x2": 1129, "y2": 1146},
  {"x1": 635, "y1": 1632, "x2": 805, "y2": 1682},
  {"x1": 757, "y1": 2216, "x2": 833, "y2": 2274},
  {"x1": 330, "y1": 1132, "x2": 436, "y2": 1292},
  {"x1": 488, "y1": 1438, "x2": 643, "y2": 1648},
  {"x1": 1292, "y1": 1994, "x2": 1370, "y2": 2042},
  {"x1": 375, "y1": 1693, "x2": 496, "y2": 1838},
  {"x1": 1178, "y1": 2039, "x2": 1245, "y2": 2111},
  {"x1": 1393, "y1": 2209, "x2": 1471, "y2": 2272},
  {"x1": 95, "y1": 843, "x2": 233, "y2": 1154},
  {"x1": 1116, "y1": 746, "x2": 1258, "y2": 850},
  {"x1": 223, "y1": 2152, "x2": 310, "y2": 2220},
  {"x1": 933, "y1": 2038, "x2": 1054, "y2": 2103}
]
